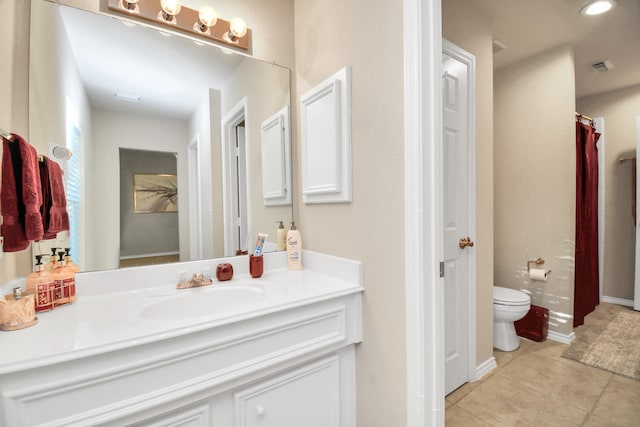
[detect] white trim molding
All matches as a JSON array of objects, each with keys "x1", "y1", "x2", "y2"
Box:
[
  {"x1": 300, "y1": 67, "x2": 352, "y2": 204},
  {"x1": 221, "y1": 97, "x2": 251, "y2": 256},
  {"x1": 474, "y1": 357, "x2": 497, "y2": 382},
  {"x1": 547, "y1": 330, "x2": 576, "y2": 345},
  {"x1": 601, "y1": 296, "x2": 634, "y2": 307},
  {"x1": 404, "y1": 0, "x2": 444, "y2": 426},
  {"x1": 260, "y1": 105, "x2": 292, "y2": 207}
]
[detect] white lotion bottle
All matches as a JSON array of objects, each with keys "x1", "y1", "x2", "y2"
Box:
[{"x1": 286, "y1": 221, "x2": 302, "y2": 270}]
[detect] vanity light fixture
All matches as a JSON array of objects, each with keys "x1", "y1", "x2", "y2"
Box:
[
  {"x1": 194, "y1": 5, "x2": 218, "y2": 34},
  {"x1": 159, "y1": 0, "x2": 181, "y2": 24},
  {"x1": 580, "y1": 0, "x2": 616, "y2": 15},
  {"x1": 109, "y1": 0, "x2": 251, "y2": 51}
]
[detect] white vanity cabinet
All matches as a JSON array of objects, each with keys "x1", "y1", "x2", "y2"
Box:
[
  {"x1": 0, "y1": 253, "x2": 363, "y2": 427},
  {"x1": 232, "y1": 353, "x2": 343, "y2": 427}
]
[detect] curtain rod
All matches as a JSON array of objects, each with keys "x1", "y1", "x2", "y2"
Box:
[{"x1": 575, "y1": 112, "x2": 594, "y2": 123}]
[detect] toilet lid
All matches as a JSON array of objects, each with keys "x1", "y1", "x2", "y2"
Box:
[{"x1": 493, "y1": 286, "x2": 530, "y2": 305}]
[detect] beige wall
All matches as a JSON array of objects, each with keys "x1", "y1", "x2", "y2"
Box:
[
  {"x1": 293, "y1": 1, "x2": 406, "y2": 425},
  {"x1": 577, "y1": 84, "x2": 640, "y2": 301},
  {"x1": 221, "y1": 58, "x2": 292, "y2": 251},
  {"x1": 89, "y1": 109, "x2": 190, "y2": 269},
  {"x1": 442, "y1": 0, "x2": 495, "y2": 367},
  {"x1": 494, "y1": 46, "x2": 576, "y2": 337}
]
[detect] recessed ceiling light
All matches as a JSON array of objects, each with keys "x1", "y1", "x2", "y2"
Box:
[
  {"x1": 114, "y1": 93, "x2": 141, "y2": 103},
  {"x1": 581, "y1": 0, "x2": 616, "y2": 16}
]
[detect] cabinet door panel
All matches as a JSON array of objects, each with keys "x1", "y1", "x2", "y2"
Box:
[
  {"x1": 130, "y1": 403, "x2": 211, "y2": 427},
  {"x1": 234, "y1": 356, "x2": 340, "y2": 427}
]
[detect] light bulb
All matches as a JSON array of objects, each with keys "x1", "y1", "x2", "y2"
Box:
[
  {"x1": 159, "y1": 0, "x2": 181, "y2": 23},
  {"x1": 229, "y1": 17, "x2": 247, "y2": 39},
  {"x1": 199, "y1": 6, "x2": 218, "y2": 27},
  {"x1": 194, "y1": 5, "x2": 217, "y2": 33}
]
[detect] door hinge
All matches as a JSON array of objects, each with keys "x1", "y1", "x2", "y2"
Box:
[{"x1": 439, "y1": 261, "x2": 445, "y2": 278}]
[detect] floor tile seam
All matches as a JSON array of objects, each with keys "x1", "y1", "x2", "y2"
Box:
[
  {"x1": 580, "y1": 373, "x2": 616, "y2": 425},
  {"x1": 492, "y1": 349, "x2": 525, "y2": 370},
  {"x1": 468, "y1": 369, "x2": 552, "y2": 399},
  {"x1": 445, "y1": 402, "x2": 495, "y2": 427},
  {"x1": 455, "y1": 389, "x2": 588, "y2": 427},
  {"x1": 493, "y1": 360, "x2": 613, "y2": 412}
]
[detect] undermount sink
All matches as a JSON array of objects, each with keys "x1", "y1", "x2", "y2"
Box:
[{"x1": 141, "y1": 285, "x2": 266, "y2": 320}]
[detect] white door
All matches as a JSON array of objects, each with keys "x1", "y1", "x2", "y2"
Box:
[
  {"x1": 442, "y1": 40, "x2": 475, "y2": 395},
  {"x1": 634, "y1": 117, "x2": 640, "y2": 311}
]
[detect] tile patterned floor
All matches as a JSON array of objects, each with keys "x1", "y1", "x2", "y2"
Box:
[{"x1": 445, "y1": 303, "x2": 640, "y2": 426}]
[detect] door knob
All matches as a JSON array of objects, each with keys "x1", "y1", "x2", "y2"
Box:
[{"x1": 459, "y1": 237, "x2": 474, "y2": 249}]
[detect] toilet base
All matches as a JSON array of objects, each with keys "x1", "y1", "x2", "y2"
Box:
[{"x1": 494, "y1": 321, "x2": 520, "y2": 351}]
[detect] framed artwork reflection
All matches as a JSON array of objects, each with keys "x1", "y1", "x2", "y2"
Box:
[{"x1": 133, "y1": 173, "x2": 178, "y2": 213}]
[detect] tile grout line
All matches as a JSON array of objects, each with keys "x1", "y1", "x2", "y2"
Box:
[{"x1": 579, "y1": 373, "x2": 615, "y2": 426}]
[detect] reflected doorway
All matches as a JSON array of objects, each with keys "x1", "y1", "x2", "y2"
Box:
[
  {"x1": 222, "y1": 98, "x2": 251, "y2": 256},
  {"x1": 118, "y1": 148, "x2": 180, "y2": 267}
]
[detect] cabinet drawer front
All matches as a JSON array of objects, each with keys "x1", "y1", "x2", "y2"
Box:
[{"x1": 234, "y1": 355, "x2": 340, "y2": 427}]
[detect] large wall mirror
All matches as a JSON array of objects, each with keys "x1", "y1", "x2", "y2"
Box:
[{"x1": 28, "y1": 0, "x2": 292, "y2": 273}]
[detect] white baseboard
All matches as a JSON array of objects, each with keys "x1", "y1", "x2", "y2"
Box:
[
  {"x1": 119, "y1": 251, "x2": 179, "y2": 260},
  {"x1": 547, "y1": 330, "x2": 575, "y2": 344},
  {"x1": 473, "y1": 356, "x2": 497, "y2": 382},
  {"x1": 601, "y1": 296, "x2": 634, "y2": 307}
]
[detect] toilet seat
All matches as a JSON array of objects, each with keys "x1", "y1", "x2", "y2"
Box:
[{"x1": 493, "y1": 286, "x2": 530, "y2": 306}]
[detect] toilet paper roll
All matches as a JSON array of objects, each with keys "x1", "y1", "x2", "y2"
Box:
[{"x1": 529, "y1": 268, "x2": 550, "y2": 282}]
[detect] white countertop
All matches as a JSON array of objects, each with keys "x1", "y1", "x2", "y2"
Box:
[{"x1": 0, "y1": 251, "x2": 363, "y2": 375}]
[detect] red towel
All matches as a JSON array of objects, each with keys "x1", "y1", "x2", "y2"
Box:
[
  {"x1": 40, "y1": 156, "x2": 69, "y2": 240},
  {"x1": 1, "y1": 133, "x2": 44, "y2": 252}
]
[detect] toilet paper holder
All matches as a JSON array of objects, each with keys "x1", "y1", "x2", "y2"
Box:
[{"x1": 527, "y1": 258, "x2": 545, "y2": 272}]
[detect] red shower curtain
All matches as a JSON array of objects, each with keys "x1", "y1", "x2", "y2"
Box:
[{"x1": 574, "y1": 121, "x2": 600, "y2": 327}]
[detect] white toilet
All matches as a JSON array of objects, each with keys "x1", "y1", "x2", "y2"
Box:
[{"x1": 493, "y1": 286, "x2": 531, "y2": 351}]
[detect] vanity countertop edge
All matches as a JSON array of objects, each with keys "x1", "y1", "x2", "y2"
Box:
[{"x1": 0, "y1": 250, "x2": 364, "y2": 376}]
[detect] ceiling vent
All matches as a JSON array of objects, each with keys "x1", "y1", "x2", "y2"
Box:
[
  {"x1": 492, "y1": 40, "x2": 507, "y2": 54},
  {"x1": 588, "y1": 59, "x2": 615, "y2": 73}
]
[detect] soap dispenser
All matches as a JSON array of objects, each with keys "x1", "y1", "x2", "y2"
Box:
[
  {"x1": 276, "y1": 221, "x2": 286, "y2": 251},
  {"x1": 64, "y1": 248, "x2": 80, "y2": 275},
  {"x1": 26, "y1": 255, "x2": 55, "y2": 312},
  {"x1": 286, "y1": 221, "x2": 302, "y2": 270},
  {"x1": 53, "y1": 251, "x2": 76, "y2": 306},
  {"x1": 44, "y1": 247, "x2": 59, "y2": 271}
]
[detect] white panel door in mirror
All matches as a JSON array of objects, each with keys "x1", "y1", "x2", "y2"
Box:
[
  {"x1": 301, "y1": 67, "x2": 352, "y2": 204},
  {"x1": 261, "y1": 105, "x2": 292, "y2": 206}
]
